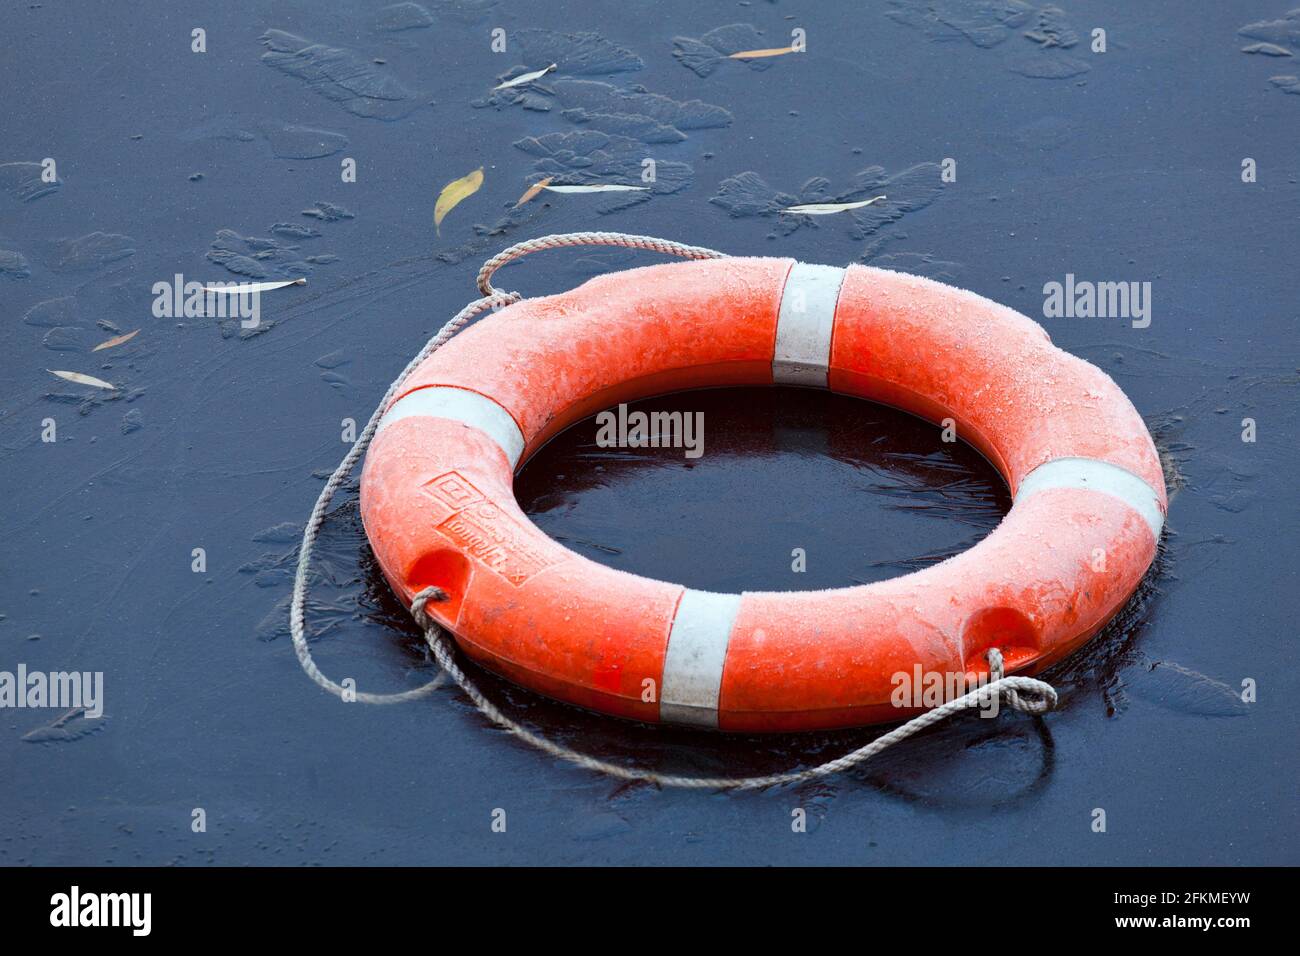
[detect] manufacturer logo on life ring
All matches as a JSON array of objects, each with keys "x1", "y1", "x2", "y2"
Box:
[{"x1": 422, "y1": 471, "x2": 561, "y2": 586}]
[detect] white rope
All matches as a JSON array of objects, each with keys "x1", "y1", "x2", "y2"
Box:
[
  {"x1": 289, "y1": 231, "x2": 1059, "y2": 786},
  {"x1": 475, "y1": 231, "x2": 726, "y2": 297},
  {"x1": 410, "y1": 587, "x2": 1055, "y2": 790}
]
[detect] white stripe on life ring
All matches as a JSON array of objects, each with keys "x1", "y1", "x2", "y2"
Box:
[
  {"x1": 378, "y1": 386, "x2": 526, "y2": 470},
  {"x1": 660, "y1": 589, "x2": 743, "y2": 729},
  {"x1": 1015, "y1": 457, "x2": 1165, "y2": 541},
  {"x1": 773, "y1": 263, "x2": 846, "y2": 387}
]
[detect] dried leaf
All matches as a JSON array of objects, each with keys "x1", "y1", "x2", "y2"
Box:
[
  {"x1": 729, "y1": 47, "x2": 797, "y2": 59},
  {"x1": 22, "y1": 707, "x2": 106, "y2": 743},
  {"x1": 1129, "y1": 661, "x2": 1250, "y2": 718},
  {"x1": 515, "y1": 176, "x2": 554, "y2": 207},
  {"x1": 494, "y1": 63, "x2": 557, "y2": 91},
  {"x1": 48, "y1": 369, "x2": 117, "y2": 390},
  {"x1": 784, "y1": 195, "x2": 887, "y2": 215},
  {"x1": 92, "y1": 329, "x2": 140, "y2": 352},
  {"x1": 202, "y1": 278, "x2": 306, "y2": 294},
  {"x1": 435, "y1": 167, "x2": 484, "y2": 235},
  {"x1": 543, "y1": 184, "x2": 649, "y2": 194}
]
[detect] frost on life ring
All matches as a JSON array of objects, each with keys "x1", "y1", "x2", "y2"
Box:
[{"x1": 360, "y1": 258, "x2": 1166, "y2": 732}]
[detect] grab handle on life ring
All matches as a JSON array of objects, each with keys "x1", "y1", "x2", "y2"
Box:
[{"x1": 962, "y1": 607, "x2": 1043, "y2": 676}]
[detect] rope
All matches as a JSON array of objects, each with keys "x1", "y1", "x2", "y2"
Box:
[
  {"x1": 476, "y1": 231, "x2": 725, "y2": 297},
  {"x1": 409, "y1": 587, "x2": 1056, "y2": 790},
  {"x1": 289, "y1": 230, "x2": 1060, "y2": 786}
]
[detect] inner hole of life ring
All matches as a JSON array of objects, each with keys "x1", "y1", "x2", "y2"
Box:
[{"x1": 512, "y1": 386, "x2": 1013, "y2": 594}]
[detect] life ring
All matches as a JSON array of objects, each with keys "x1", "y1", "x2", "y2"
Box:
[{"x1": 360, "y1": 258, "x2": 1166, "y2": 732}]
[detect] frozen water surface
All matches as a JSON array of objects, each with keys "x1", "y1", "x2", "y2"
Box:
[{"x1": 0, "y1": 0, "x2": 1295, "y2": 866}]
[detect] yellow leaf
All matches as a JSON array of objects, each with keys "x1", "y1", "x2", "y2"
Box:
[
  {"x1": 729, "y1": 47, "x2": 796, "y2": 59},
  {"x1": 92, "y1": 329, "x2": 140, "y2": 352},
  {"x1": 515, "y1": 176, "x2": 553, "y2": 207},
  {"x1": 435, "y1": 167, "x2": 484, "y2": 236},
  {"x1": 48, "y1": 369, "x2": 117, "y2": 390}
]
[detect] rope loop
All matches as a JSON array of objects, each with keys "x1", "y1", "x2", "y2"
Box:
[
  {"x1": 290, "y1": 231, "x2": 1060, "y2": 788},
  {"x1": 409, "y1": 586, "x2": 449, "y2": 632},
  {"x1": 988, "y1": 647, "x2": 1059, "y2": 715},
  {"x1": 476, "y1": 231, "x2": 727, "y2": 297}
]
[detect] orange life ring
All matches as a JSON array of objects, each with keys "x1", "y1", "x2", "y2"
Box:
[{"x1": 360, "y1": 258, "x2": 1166, "y2": 732}]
